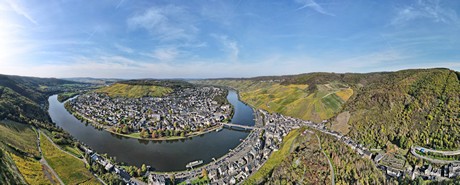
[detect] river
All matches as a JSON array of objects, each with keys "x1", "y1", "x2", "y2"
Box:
[{"x1": 48, "y1": 90, "x2": 254, "y2": 172}]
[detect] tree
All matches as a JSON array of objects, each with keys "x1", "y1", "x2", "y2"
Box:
[
  {"x1": 140, "y1": 129, "x2": 146, "y2": 138},
  {"x1": 201, "y1": 168, "x2": 208, "y2": 179},
  {"x1": 169, "y1": 174, "x2": 175, "y2": 185},
  {"x1": 128, "y1": 166, "x2": 135, "y2": 176},
  {"x1": 415, "y1": 177, "x2": 425, "y2": 185},
  {"x1": 122, "y1": 125, "x2": 129, "y2": 134},
  {"x1": 141, "y1": 164, "x2": 147, "y2": 173},
  {"x1": 165, "y1": 130, "x2": 170, "y2": 137}
]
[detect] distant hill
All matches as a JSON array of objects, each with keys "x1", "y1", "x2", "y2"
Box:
[
  {"x1": 0, "y1": 74, "x2": 83, "y2": 185},
  {"x1": 340, "y1": 68, "x2": 460, "y2": 150},
  {"x1": 0, "y1": 74, "x2": 79, "y2": 125},
  {"x1": 63, "y1": 77, "x2": 122, "y2": 85},
  {"x1": 195, "y1": 68, "x2": 460, "y2": 150}
]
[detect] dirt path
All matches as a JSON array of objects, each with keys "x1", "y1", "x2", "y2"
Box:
[
  {"x1": 40, "y1": 131, "x2": 87, "y2": 164},
  {"x1": 315, "y1": 133, "x2": 335, "y2": 185},
  {"x1": 37, "y1": 131, "x2": 65, "y2": 185},
  {"x1": 39, "y1": 158, "x2": 64, "y2": 185},
  {"x1": 39, "y1": 130, "x2": 108, "y2": 185}
]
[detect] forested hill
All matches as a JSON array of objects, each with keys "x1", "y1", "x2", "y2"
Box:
[
  {"x1": 341, "y1": 68, "x2": 460, "y2": 150},
  {"x1": 195, "y1": 68, "x2": 460, "y2": 150},
  {"x1": 0, "y1": 74, "x2": 85, "y2": 184},
  {"x1": 0, "y1": 74, "x2": 79, "y2": 126}
]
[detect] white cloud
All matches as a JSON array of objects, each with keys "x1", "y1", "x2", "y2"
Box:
[
  {"x1": 295, "y1": 0, "x2": 334, "y2": 16},
  {"x1": 3, "y1": 49, "x2": 458, "y2": 79},
  {"x1": 127, "y1": 5, "x2": 198, "y2": 41},
  {"x1": 114, "y1": 43, "x2": 134, "y2": 53},
  {"x1": 0, "y1": 9, "x2": 35, "y2": 65},
  {"x1": 212, "y1": 34, "x2": 239, "y2": 62},
  {"x1": 5, "y1": 0, "x2": 38, "y2": 25},
  {"x1": 148, "y1": 47, "x2": 179, "y2": 61},
  {"x1": 392, "y1": 0, "x2": 458, "y2": 25},
  {"x1": 335, "y1": 50, "x2": 412, "y2": 70}
]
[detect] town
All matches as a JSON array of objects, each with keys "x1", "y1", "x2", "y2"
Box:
[
  {"x1": 66, "y1": 86, "x2": 232, "y2": 139},
  {"x1": 75, "y1": 106, "x2": 460, "y2": 185},
  {"x1": 65, "y1": 86, "x2": 460, "y2": 184}
]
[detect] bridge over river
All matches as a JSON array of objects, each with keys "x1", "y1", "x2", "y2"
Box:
[{"x1": 223, "y1": 123, "x2": 257, "y2": 130}]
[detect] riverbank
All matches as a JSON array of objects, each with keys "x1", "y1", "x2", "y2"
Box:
[
  {"x1": 105, "y1": 124, "x2": 225, "y2": 141},
  {"x1": 57, "y1": 92, "x2": 79, "y2": 102},
  {"x1": 64, "y1": 103, "x2": 227, "y2": 141},
  {"x1": 48, "y1": 90, "x2": 254, "y2": 172}
]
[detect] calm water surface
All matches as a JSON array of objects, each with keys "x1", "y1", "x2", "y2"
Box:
[{"x1": 48, "y1": 90, "x2": 254, "y2": 171}]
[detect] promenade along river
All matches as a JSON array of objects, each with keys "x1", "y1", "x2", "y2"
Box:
[{"x1": 48, "y1": 90, "x2": 254, "y2": 172}]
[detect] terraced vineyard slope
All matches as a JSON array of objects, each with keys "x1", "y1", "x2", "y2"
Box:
[
  {"x1": 96, "y1": 83, "x2": 173, "y2": 98},
  {"x1": 195, "y1": 80, "x2": 353, "y2": 122},
  {"x1": 0, "y1": 74, "x2": 93, "y2": 184},
  {"x1": 0, "y1": 120, "x2": 52, "y2": 185},
  {"x1": 40, "y1": 133, "x2": 99, "y2": 184},
  {"x1": 196, "y1": 68, "x2": 460, "y2": 151}
]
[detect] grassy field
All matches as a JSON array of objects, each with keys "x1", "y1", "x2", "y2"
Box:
[
  {"x1": 196, "y1": 80, "x2": 352, "y2": 122},
  {"x1": 63, "y1": 145, "x2": 84, "y2": 158},
  {"x1": 96, "y1": 83, "x2": 173, "y2": 98},
  {"x1": 0, "y1": 120, "x2": 39, "y2": 157},
  {"x1": 40, "y1": 133, "x2": 99, "y2": 185},
  {"x1": 244, "y1": 128, "x2": 302, "y2": 184},
  {"x1": 178, "y1": 176, "x2": 209, "y2": 185},
  {"x1": 10, "y1": 153, "x2": 52, "y2": 185},
  {"x1": 57, "y1": 92, "x2": 79, "y2": 102}
]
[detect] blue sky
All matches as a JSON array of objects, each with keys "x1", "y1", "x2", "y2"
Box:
[{"x1": 0, "y1": 0, "x2": 459, "y2": 78}]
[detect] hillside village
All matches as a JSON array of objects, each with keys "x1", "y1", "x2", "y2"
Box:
[
  {"x1": 149, "y1": 109, "x2": 306, "y2": 184},
  {"x1": 70, "y1": 106, "x2": 460, "y2": 185},
  {"x1": 67, "y1": 86, "x2": 232, "y2": 139}
]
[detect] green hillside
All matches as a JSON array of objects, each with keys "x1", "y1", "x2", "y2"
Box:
[
  {"x1": 0, "y1": 74, "x2": 91, "y2": 185},
  {"x1": 95, "y1": 83, "x2": 173, "y2": 98},
  {"x1": 0, "y1": 149, "x2": 27, "y2": 185},
  {"x1": 319, "y1": 131, "x2": 385, "y2": 184},
  {"x1": 244, "y1": 127, "x2": 384, "y2": 184},
  {"x1": 342, "y1": 69, "x2": 460, "y2": 150},
  {"x1": 0, "y1": 120, "x2": 50, "y2": 185},
  {"x1": 40, "y1": 134, "x2": 99, "y2": 184},
  {"x1": 196, "y1": 68, "x2": 460, "y2": 150},
  {"x1": 0, "y1": 74, "x2": 79, "y2": 126},
  {"x1": 0, "y1": 120, "x2": 40, "y2": 157},
  {"x1": 195, "y1": 80, "x2": 353, "y2": 122}
]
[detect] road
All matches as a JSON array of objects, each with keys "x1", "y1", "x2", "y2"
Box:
[
  {"x1": 414, "y1": 146, "x2": 460, "y2": 155},
  {"x1": 315, "y1": 133, "x2": 335, "y2": 185},
  {"x1": 410, "y1": 147, "x2": 460, "y2": 164},
  {"x1": 224, "y1": 123, "x2": 256, "y2": 130},
  {"x1": 130, "y1": 177, "x2": 147, "y2": 185}
]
